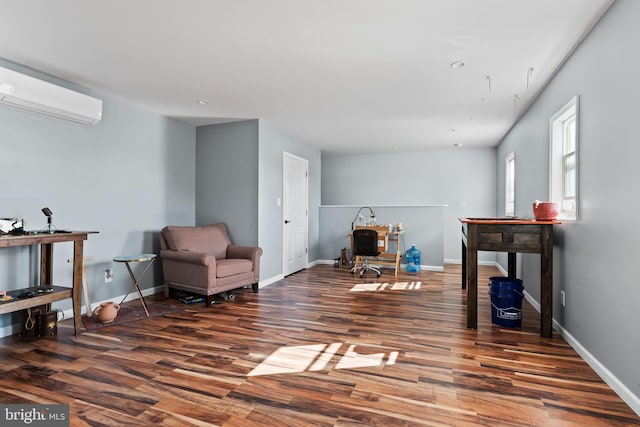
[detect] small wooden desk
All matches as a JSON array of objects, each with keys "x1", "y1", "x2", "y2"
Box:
[
  {"x1": 459, "y1": 218, "x2": 559, "y2": 338},
  {"x1": 0, "y1": 231, "x2": 98, "y2": 336},
  {"x1": 353, "y1": 226, "x2": 404, "y2": 277}
]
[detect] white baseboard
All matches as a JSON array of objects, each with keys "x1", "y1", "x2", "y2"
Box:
[
  {"x1": 520, "y1": 279, "x2": 640, "y2": 417},
  {"x1": 553, "y1": 317, "x2": 640, "y2": 416},
  {"x1": 259, "y1": 274, "x2": 283, "y2": 288}
]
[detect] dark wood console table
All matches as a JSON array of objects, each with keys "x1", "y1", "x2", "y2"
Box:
[
  {"x1": 0, "y1": 231, "x2": 97, "y2": 336},
  {"x1": 459, "y1": 218, "x2": 559, "y2": 338}
]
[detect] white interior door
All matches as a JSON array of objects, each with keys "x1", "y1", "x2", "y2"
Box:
[{"x1": 283, "y1": 152, "x2": 308, "y2": 276}]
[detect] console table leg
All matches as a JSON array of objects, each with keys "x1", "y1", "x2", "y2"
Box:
[
  {"x1": 40, "y1": 243, "x2": 54, "y2": 313},
  {"x1": 467, "y1": 249, "x2": 478, "y2": 329},
  {"x1": 466, "y1": 224, "x2": 478, "y2": 329},
  {"x1": 461, "y1": 238, "x2": 467, "y2": 290},
  {"x1": 541, "y1": 227, "x2": 553, "y2": 338},
  {"x1": 72, "y1": 240, "x2": 84, "y2": 335}
]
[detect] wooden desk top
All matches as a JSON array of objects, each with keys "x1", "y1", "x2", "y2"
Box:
[
  {"x1": 459, "y1": 217, "x2": 561, "y2": 225},
  {"x1": 354, "y1": 225, "x2": 404, "y2": 236},
  {"x1": 0, "y1": 231, "x2": 99, "y2": 247}
]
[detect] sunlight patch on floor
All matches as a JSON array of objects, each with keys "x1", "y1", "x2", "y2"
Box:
[
  {"x1": 349, "y1": 281, "x2": 422, "y2": 292},
  {"x1": 248, "y1": 343, "x2": 399, "y2": 376}
]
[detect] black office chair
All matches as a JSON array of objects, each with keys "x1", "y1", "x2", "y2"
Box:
[{"x1": 351, "y1": 229, "x2": 381, "y2": 278}]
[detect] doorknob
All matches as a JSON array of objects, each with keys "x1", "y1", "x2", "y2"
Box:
[{"x1": 284, "y1": 219, "x2": 291, "y2": 224}]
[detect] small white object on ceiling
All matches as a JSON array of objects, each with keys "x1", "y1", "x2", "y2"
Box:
[{"x1": 526, "y1": 67, "x2": 534, "y2": 90}]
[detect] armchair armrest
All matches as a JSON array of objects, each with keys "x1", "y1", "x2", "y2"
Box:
[
  {"x1": 160, "y1": 249, "x2": 216, "y2": 267},
  {"x1": 227, "y1": 245, "x2": 263, "y2": 261},
  {"x1": 227, "y1": 245, "x2": 263, "y2": 279}
]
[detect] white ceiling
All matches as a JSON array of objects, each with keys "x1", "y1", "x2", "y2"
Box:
[{"x1": 1, "y1": 0, "x2": 613, "y2": 155}]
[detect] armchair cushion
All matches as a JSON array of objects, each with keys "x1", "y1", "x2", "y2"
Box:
[
  {"x1": 164, "y1": 223, "x2": 230, "y2": 259},
  {"x1": 217, "y1": 259, "x2": 253, "y2": 278}
]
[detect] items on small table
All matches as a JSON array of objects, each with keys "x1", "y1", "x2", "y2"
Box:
[{"x1": 113, "y1": 253, "x2": 157, "y2": 317}]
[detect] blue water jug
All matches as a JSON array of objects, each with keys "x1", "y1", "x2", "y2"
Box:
[{"x1": 405, "y1": 245, "x2": 421, "y2": 272}]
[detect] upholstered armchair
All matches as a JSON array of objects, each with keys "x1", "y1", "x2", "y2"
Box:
[{"x1": 160, "y1": 223, "x2": 262, "y2": 306}]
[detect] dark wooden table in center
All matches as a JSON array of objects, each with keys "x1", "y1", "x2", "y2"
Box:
[{"x1": 460, "y1": 217, "x2": 560, "y2": 338}]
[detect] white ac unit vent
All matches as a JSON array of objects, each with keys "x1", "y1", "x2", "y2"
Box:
[{"x1": 0, "y1": 66, "x2": 102, "y2": 125}]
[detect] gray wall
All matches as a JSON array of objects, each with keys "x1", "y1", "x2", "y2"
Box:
[
  {"x1": 0, "y1": 60, "x2": 196, "y2": 334},
  {"x1": 258, "y1": 121, "x2": 322, "y2": 280},
  {"x1": 196, "y1": 120, "x2": 259, "y2": 245},
  {"x1": 321, "y1": 149, "x2": 497, "y2": 264},
  {"x1": 496, "y1": 0, "x2": 640, "y2": 408}
]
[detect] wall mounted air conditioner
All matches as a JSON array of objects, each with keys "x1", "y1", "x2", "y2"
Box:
[{"x1": 0, "y1": 66, "x2": 102, "y2": 125}]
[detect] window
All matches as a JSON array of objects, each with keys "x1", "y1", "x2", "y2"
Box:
[
  {"x1": 505, "y1": 152, "x2": 516, "y2": 216},
  {"x1": 550, "y1": 96, "x2": 579, "y2": 220}
]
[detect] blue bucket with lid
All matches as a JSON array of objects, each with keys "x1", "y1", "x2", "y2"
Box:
[{"x1": 488, "y1": 276, "x2": 524, "y2": 328}]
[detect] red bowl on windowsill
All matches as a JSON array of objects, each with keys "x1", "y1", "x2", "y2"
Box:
[{"x1": 532, "y1": 202, "x2": 559, "y2": 221}]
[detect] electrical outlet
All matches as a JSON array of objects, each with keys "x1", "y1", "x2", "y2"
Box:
[
  {"x1": 560, "y1": 290, "x2": 566, "y2": 307},
  {"x1": 105, "y1": 269, "x2": 113, "y2": 283}
]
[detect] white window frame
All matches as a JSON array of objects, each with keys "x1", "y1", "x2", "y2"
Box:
[
  {"x1": 550, "y1": 96, "x2": 579, "y2": 220},
  {"x1": 505, "y1": 152, "x2": 516, "y2": 217}
]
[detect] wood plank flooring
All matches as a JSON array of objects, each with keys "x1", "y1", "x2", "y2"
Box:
[{"x1": 0, "y1": 264, "x2": 638, "y2": 426}]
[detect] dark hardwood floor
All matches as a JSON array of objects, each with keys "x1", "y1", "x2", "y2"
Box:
[{"x1": 0, "y1": 264, "x2": 638, "y2": 426}]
